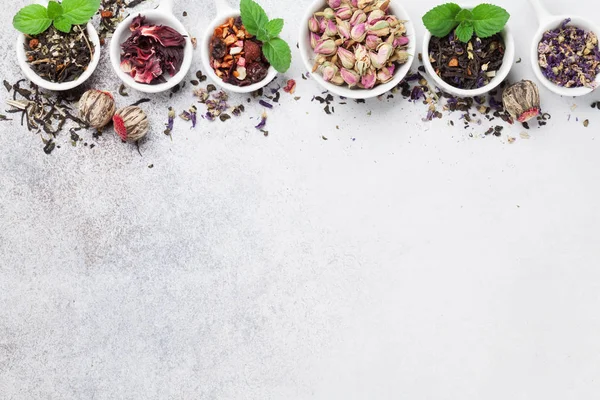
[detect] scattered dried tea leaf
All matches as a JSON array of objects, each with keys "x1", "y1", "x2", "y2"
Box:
[
  {"x1": 507, "y1": 136, "x2": 516, "y2": 144},
  {"x1": 584, "y1": 119, "x2": 589, "y2": 127},
  {"x1": 118, "y1": 84, "x2": 128, "y2": 97},
  {"x1": 520, "y1": 132, "x2": 530, "y2": 139},
  {"x1": 321, "y1": 135, "x2": 328, "y2": 140}
]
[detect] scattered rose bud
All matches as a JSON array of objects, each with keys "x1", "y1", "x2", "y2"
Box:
[
  {"x1": 113, "y1": 106, "x2": 149, "y2": 142},
  {"x1": 78, "y1": 90, "x2": 116, "y2": 129}
]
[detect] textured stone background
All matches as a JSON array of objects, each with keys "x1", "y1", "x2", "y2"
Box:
[{"x1": 2, "y1": 0, "x2": 600, "y2": 398}]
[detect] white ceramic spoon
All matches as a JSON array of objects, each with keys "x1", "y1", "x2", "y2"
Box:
[
  {"x1": 15, "y1": 0, "x2": 101, "y2": 91},
  {"x1": 529, "y1": 0, "x2": 600, "y2": 96},
  {"x1": 109, "y1": 0, "x2": 193, "y2": 94},
  {"x1": 199, "y1": 0, "x2": 277, "y2": 93}
]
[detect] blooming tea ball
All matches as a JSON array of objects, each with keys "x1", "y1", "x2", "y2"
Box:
[
  {"x1": 502, "y1": 80, "x2": 541, "y2": 123},
  {"x1": 113, "y1": 106, "x2": 149, "y2": 142},
  {"x1": 78, "y1": 90, "x2": 116, "y2": 129}
]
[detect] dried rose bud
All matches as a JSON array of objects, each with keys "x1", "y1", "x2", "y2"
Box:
[
  {"x1": 336, "y1": 6, "x2": 353, "y2": 20},
  {"x1": 368, "y1": 20, "x2": 390, "y2": 37},
  {"x1": 113, "y1": 106, "x2": 150, "y2": 142},
  {"x1": 502, "y1": 80, "x2": 541, "y2": 123},
  {"x1": 308, "y1": 17, "x2": 320, "y2": 33},
  {"x1": 351, "y1": 23, "x2": 367, "y2": 42},
  {"x1": 330, "y1": 73, "x2": 345, "y2": 86},
  {"x1": 310, "y1": 33, "x2": 321, "y2": 49},
  {"x1": 328, "y1": 0, "x2": 341, "y2": 8},
  {"x1": 78, "y1": 90, "x2": 116, "y2": 129},
  {"x1": 369, "y1": 43, "x2": 393, "y2": 69},
  {"x1": 337, "y1": 47, "x2": 356, "y2": 69},
  {"x1": 361, "y1": 68, "x2": 376, "y2": 89},
  {"x1": 393, "y1": 35, "x2": 409, "y2": 47},
  {"x1": 317, "y1": 7, "x2": 335, "y2": 20},
  {"x1": 321, "y1": 62, "x2": 339, "y2": 82},
  {"x1": 368, "y1": 9, "x2": 385, "y2": 23},
  {"x1": 337, "y1": 18, "x2": 351, "y2": 39},
  {"x1": 365, "y1": 34, "x2": 382, "y2": 50},
  {"x1": 350, "y1": 10, "x2": 367, "y2": 25},
  {"x1": 354, "y1": 44, "x2": 371, "y2": 76},
  {"x1": 314, "y1": 39, "x2": 337, "y2": 56},
  {"x1": 340, "y1": 68, "x2": 360, "y2": 87},
  {"x1": 324, "y1": 20, "x2": 337, "y2": 37},
  {"x1": 377, "y1": 65, "x2": 394, "y2": 83}
]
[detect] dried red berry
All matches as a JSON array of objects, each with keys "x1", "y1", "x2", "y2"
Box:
[
  {"x1": 29, "y1": 39, "x2": 39, "y2": 49},
  {"x1": 244, "y1": 40, "x2": 261, "y2": 63},
  {"x1": 100, "y1": 10, "x2": 113, "y2": 18}
]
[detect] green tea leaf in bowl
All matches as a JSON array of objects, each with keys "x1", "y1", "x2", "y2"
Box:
[{"x1": 13, "y1": 4, "x2": 52, "y2": 35}]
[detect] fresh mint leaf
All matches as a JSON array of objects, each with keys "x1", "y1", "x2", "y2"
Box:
[
  {"x1": 54, "y1": 15, "x2": 72, "y2": 33},
  {"x1": 455, "y1": 21, "x2": 474, "y2": 42},
  {"x1": 13, "y1": 4, "x2": 52, "y2": 35},
  {"x1": 263, "y1": 38, "x2": 291, "y2": 73},
  {"x1": 47, "y1": 1, "x2": 63, "y2": 20},
  {"x1": 62, "y1": 0, "x2": 100, "y2": 25},
  {"x1": 240, "y1": 0, "x2": 268, "y2": 37},
  {"x1": 454, "y1": 9, "x2": 472, "y2": 22},
  {"x1": 422, "y1": 2, "x2": 461, "y2": 37},
  {"x1": 265, "y1": 18, "x2": 284, "y2": 38},
  {"x1": 471, "y1": 4, "x2": 510, "y2": 38}
]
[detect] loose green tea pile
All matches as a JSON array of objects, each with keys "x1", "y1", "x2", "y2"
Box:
[
  {"x1": 309, "y1": 0, "x2": 410, "y2": 89},
  {"x1": 25, "y1": 26, "x2": 94, "y2": 83},
  {"x1": 428, "y1": 33, "x2": 505, "y2": 89},
  {"x1": 538, "y1": 19, "x2": 600, "y2": 88}
]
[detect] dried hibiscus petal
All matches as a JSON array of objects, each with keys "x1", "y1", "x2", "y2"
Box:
[{"x1": 120, "y1": 14, "x2": 186, "y2": 85}]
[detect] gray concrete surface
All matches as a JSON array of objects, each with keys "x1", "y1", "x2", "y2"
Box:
[{"x1": 2, "y1": 0, "x2": 600, "y2": 399}]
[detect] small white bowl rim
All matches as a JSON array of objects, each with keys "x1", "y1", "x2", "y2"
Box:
[
  {"x1": 200, "y1": 10, "x2": 278, "y2": 94},
  {"x1": 15, "y1": 22, "x2": 100, "y2": 92},
  {"x1": 109, "y1": 10, "x2": 193, "y2": 94},
  {"x1": 530, "y1": 15, "x2": 600, "y2": 97},
  {"x1": 421, "y1": 27, "x2": 515, "y2": 97},
  {"x1": 298, "y1": 0, "x2": 417, "y2": 100}
]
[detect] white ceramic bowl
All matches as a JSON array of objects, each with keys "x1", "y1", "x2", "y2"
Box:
[
  {"x1": 200, "y1": 0, "x2": 277, "y2": 94},
  {"x1": 16, "y1": 22, "x2": 100, "y2": 91},
  {"x1": 422, "y1": 26, "x2": 515, "y2": 97},
  {"x1": 298, "y1": 0, "x2": 416, "y2": 99},
  {"x1": 530, "y1": 16, "x2": 600, "y2": 95},
  {"x1": 109, "y1": 0, "x2": 193, "y2": 94}
]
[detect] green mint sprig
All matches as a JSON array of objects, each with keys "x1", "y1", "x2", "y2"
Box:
[
  {"x1": 422, "y1": 3, "x2": 510, "y2": 43},
  {"x1": 14, "y1": 0, "x2": 100, "y2": 35},
  {"x1": 240, "y1": 0, "x2": 291, "y2": 73}
]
